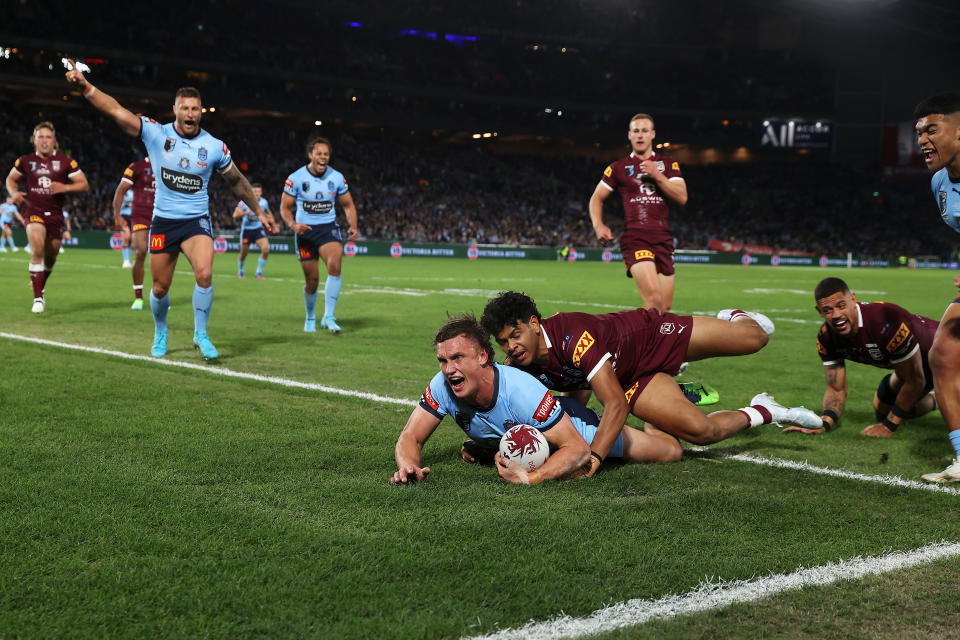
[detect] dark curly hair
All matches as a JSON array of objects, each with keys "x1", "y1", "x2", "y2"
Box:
[
  {"x1": 913, "y1": 91, "x2": 960, "y2": 119},
  {"x1": 433, "y1": 313, "x2": 495, "y2": 364},
  {"x1": 480, "y1": 291, "x2": 542, "y2": 337}
]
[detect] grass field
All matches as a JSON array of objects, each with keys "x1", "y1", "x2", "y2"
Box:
[{"x1": 2, "y1": 249, "x2": 960, "y2": 639}]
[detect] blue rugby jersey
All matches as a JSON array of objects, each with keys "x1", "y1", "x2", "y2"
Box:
[{"x1": 283, "y1": 165, "x2": 348, "y2": 225}]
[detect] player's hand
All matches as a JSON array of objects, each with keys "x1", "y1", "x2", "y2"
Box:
[
  {"x1": 861, "y1": 423, "x2": 894, "y2": 438},
  {"x1": 461, "y1": 443, "x2": 477, "y2": 464},
  {"x1": 10, "y1": 191, "x2": 26, "y2": 206},
  {"x1": 564, "y1": 451, "x2": 602, "y2": 479},
  {"x1": 782, "y1": 425, "x2": 827, "y2": 435},
  {"x1": 391, "y1": 465, "x2": 431, "y2": 484},
  {"x1": 49, "y1": 181, "x2": 69, "y2": 194},
  {"x1": 639, "y1": 159, "x2": 662, "y2": 178},
  {"x1": 593, "y1": 223, "x2": 614, "y2": 244},
  {"x1": 494, "y1": 452, "x2": 534, "y2": 484},
  {"x1": 291, "y1": 222, "x2": 312, "y2": 234},
  {"x1": 347, "y1": 225, "x2": 358, "y2": 241},
  {"x1": 63, "y1": 58, "x2": 88, "y2": 90}
]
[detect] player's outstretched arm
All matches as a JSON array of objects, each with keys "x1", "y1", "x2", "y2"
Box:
[
  {"x1": 495, "y1": 415, "x2": 590, "y2": 484},
  {"x1": 64, "y1": 60, "x2": 140, "y2": 137},
  {"x1": 222, "y1": 164, "x2": 278, "y2": 233},
  {"x1": 785, "y1": 363, "x2": 846, "y2": 435},
  {"x1": 392, "y1": 406, "x2": 442, "y2": 484},
  {"x1": 337, "y1": 192, "x2": 359, "y2": 241},
  {"x1": 582, "y1": 363, "x2": 629, "y2": 472}
]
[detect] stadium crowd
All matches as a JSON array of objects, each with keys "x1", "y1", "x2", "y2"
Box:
[{"x1": 1, "y1": 100, "x2": 951, "y2": 259}]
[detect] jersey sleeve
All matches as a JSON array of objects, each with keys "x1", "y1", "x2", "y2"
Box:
[
  {"x1": 139, "y1": 117, "x2": 162, "y2": 148},
  {"x1": 337, "y1": 175, "x2": 349, "y2": 196},
  {"x1": 66, "y1": 158, "x2": 81, "y2": 177},
  {"x1": 600, "y1": 163, "x2": 618, "y2": 191},
  {"x1": 283, "y1": 174, "x2": 299, "y2": 198},
  {"x1": 11, "y1": 156, "x2": 24, "y2": 176},
  {"x1": 663, "y1": 157, "x2": 683, "y2": 180},
  {"x1": 418, "y1": 372, "x2": 449, "y2": 420},
  {"x1": 121, "y1": 163, "x2": 136, "y2": 185},
  {"x1": 216, "y1": 142, "x2": 232, "y2": 172},
  {"x1": 882, "y1": 308, "x2": 920, "y2": 364},
  {"x1": 816, "y1": 327, "x2": 842, "y2": 366},
  {"x1": 504, "y1": 369, "x2": 564, "y2": 431},
  {"x1": 236, "y1": 201, "x2": 250, "y2": 213}
]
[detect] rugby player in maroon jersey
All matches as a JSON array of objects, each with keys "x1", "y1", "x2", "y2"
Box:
[
  {"x1": 482, "y1": 291, "x2": 821, "y2": 476},
  {"x1": 112, "y1": 157, "x2": 156, "y2": 310},
  {"x1": 4, "y1": 121, "x2": 89, "y2": 314},
  {"x1": 589, "y1": 113, "x2": 687, "y2": 312},
  {"x1": 782, "y1": 278, "x2": 938, "y2": 439}
]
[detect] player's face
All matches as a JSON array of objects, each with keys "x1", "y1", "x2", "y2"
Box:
[
  {"x1": 494, "y1": 318, "x2": 541, "y2": 366},
  {"x1": 436, "y1": 334, "x2": 489, "y2": 400},
  {"x1": 816, "y1": 290, "x2": 858, "y2": 336},
  {"x1": 308, "y1": 143, "x2": 331, "y2": 173},
  {"x1": 916, "y1": 113, "x2": 960, "y2": 173},
  {"x1": 628, "y1": 119, "x2": 655, "y2": 156},
  {"x1": 173, "y1": 97, "x2": 203, "y2": 137},
  {"x1": 32, "y1": 127, "x2": 56, "y2": 157},
  {"x1": 253, "y1": 186, "x2": 263, "y2": 199}
]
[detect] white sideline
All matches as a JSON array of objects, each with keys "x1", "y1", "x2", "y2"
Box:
[
  {"x1": 462, "y1": 540, "x2": 960, "y2": 640},
  {"x1": 0, "y1": 332, "x2": 417, "y2": 408}
]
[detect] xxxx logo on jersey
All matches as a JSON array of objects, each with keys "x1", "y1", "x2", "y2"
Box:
[
  {"x1": 624, "y1": 380, "x2": 641, "y2": 405},
  {"x1": 885, "y1": 322, "x2": 911, "y2": 352},
  {"x1": 634, "y1": 249, "x2": 654, "y2": 261},
  {"x1": 571, "y1": 331, "x2": 595, "y2": 366}
]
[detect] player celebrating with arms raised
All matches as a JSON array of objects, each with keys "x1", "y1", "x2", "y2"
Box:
[
  {"x1": 589, "y1": 113, "x2": 687, "y2": 312},
  {"x1": 280, "y1": 137, "x2": 358, "y2": 333},
  {"x1": 5, "y1": 121, "x2": 89, "y2": 313},
  {"x1": 65, "y1": 61, "x2": 276, "y2": 359},
  {"x1": 913, "y1": 92, "x2": 960, "y2": 482}
]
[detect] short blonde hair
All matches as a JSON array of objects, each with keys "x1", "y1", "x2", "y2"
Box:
[
  {"x1": 629, "y1": 113, "x2": 655, "y2": 129},
  {"x1": 31, "y1": 121, "x2": 58, "y2": 151}
]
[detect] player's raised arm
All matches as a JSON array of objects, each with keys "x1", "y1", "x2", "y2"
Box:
[
  {"x1": 64, "y1": 60, "x2": 140, "y2": 137},
  {"x1": 221, "y1": 164, "x2": 278, "y2": 233},
  {"x1": 337, "y1": 192, "x2": 358, "y2": 241},
  {"x1": 392, "y1": 406, "x2": 442, "y2": 484}
]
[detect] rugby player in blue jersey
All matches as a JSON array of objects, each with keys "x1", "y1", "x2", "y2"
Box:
[
  {"x1": 913, "y1": 92, "x2": 960, "y2": 482},
  {"x1": 280, "y1": 137, "x2": 358, "y2": 333},
  {"x1": 114, "y1": 188, "x2": 134, "y2": 268},
  {"x1": 0, "y1": 195, "x2": 24, "y2": 252},
  {"x1": 232, "y1": 183, "x2": 274, "y2": 279},
  {"x1": 65, "y1": 61, "x2": 277, "y2": 360},
  {"x1": 391, "y1": 314, "x2": 682, "y2": 485}
]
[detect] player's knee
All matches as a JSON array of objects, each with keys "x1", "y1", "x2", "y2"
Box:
[
  {"x1": 195, "y1": 272, "x2": 212, "y2": 288},
  {"x1": 875, "y1": 374, "x2": 897, "y2": 406},
  {"x1": 661, "y1": 438, "x2": 683, "y2": 462}
]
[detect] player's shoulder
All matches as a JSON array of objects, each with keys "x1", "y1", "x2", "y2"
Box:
[{"x1": 931, "y1": 167, "x2": 948, "y2": 189}]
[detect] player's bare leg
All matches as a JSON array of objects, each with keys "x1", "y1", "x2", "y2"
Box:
[
  {"x1": 237, "y1": 240, "x2": 250, "y2": 278},
  {"x1": 120, "y1": 224, "x2": 132, "y2": 267},
  {"x1": 130, "y1": 229, "x2": 148, "y2": 309},
  {"x1": 633, "y1": 373, "x2": 753, "y2": 445},
  {"x1": 928, "y1": 303, "x2": 960, "y2": 476},
  {"x1": 27, "y1": 223, "x2": 56, "y2": 313},
  {"x1": 180, "y1": 234, "x2": 217, "y2": 359},
  {"x1": 254, "y1": 236, "x2": 269, "y2": 279},
  {"x1": 873, "y1": 371, "x2": 937, "y2": 419},
  {"x1": 301, "y1": 258, "x2": 321, "y2": 332},
  {"x1": 318, "y1": 241, "x2": 344, "y2": 332},
  {"x1": 629, "y1": 260, "x2": 666, "y2": 312},
  {"x1": 657, "y1": 272, "x2": 675, "y2": 312},
  {"x1": 148, "y1": 250, "x2": 178, "y2": 355},
  {"x1": 684, "y1": 315, "x2": 769, "y2": 360},
  {"x1": 620, "y1": 422, "x2": 683, "y2": 462}
]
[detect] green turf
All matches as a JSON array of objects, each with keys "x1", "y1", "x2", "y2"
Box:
[{"x1": 1, "y1": 250, "x2": 958, "y2": 638}]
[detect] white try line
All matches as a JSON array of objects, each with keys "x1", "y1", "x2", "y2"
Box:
[
  {"x1": 688, "y1": 448, "x2": 960, "y2": 496},
  {"x1": 0, "y1": 332, "x2": 417, "y2": 408},
  {"x1": 462, "y1": 540, "x2": 960, "y2": 640}
]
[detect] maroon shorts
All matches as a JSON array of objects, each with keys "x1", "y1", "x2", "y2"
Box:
[
  {"x1": 621, "y1": 312, "x2": 692, "y2": 410},
  {"x1": 620, "y1": 229, "x2": 675, "y2": 277},
  {"x1": 25, "y1": 211, "x2": 65, "y2": 240},
  {"x1": 131, "y1": 208, "x2": 152, "y2": 232}
]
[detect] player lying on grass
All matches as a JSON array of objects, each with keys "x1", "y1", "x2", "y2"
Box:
[
  {"x1": 481, "y1": 291, "x2": 822, "y2": 476},
  {"x1": 391, "y1": 315, "x2": 681, "y2": 485},
  {"x1": 782, "y1": 277, "x2": 939, "y2": 438}
]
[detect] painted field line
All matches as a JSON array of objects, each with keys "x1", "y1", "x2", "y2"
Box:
[
  {"x1": 689, "y1": 447, "x2": 960, "y2": 496},
  {"x1": 0, "y1": 332, "x2": 416, "y2": 408},
  {"x1": 463, "y1": 540, "x2": 960, "y2": 640}
]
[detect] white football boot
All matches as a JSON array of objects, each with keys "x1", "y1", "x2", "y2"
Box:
[
  {"x1": 921, "y1": 457, "x2": 960, "y2": 484},
  {"x1": 750, "y1": 392, "x2": 822, "y2": 429},
  {"x1": 718, "y1": 309, "x2": 775, "y2": 335}
]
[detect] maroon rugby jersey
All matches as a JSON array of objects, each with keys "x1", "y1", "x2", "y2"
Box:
[
  {"x1": 121, "y1": 158, "x2": 156, "y2": 221},
  {"x1": 538, "y1": 308, "x2": 691, "y2": 393},
  {"x1": 12, "y1": 152, "x2": 82, "y2": 219},
  {"x1": 816, "y1": 302, "x2": 938, "y2": 368},
  {"x1": 599, "y1": 152, "x2": 682, "y2": 233}
]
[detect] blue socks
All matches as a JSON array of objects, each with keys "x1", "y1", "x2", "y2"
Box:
[
  {"x1": 304, "y1": 288, "x2": 318, "y2": 320},
  {"x1": 324, "y1": 275, "x2": 342, "y2": 317},
  {"x1": 122, "y1": 247, "x2": 132, "y2": 261},
  {"x1": 237, "y1": 258, "x2": 245, "y2": 276},
  {"x1": 150, "y1": 290, "x2": 170, "y2": 331},
  {"x1": 950, "y1": 430, "x2": 960, "y2": 457},
  {"x1": 256, "y1": 256, "x2": 267, "y2": 276},
  {"x1": 193, "y1": 284, "x2": 214, "y2": 334}
]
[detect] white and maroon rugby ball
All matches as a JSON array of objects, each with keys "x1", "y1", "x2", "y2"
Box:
[{"x1": 499, "y1": 424, "x2": 549, "y2": 472}]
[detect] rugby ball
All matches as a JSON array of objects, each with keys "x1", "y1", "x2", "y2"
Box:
[{"x1": 499, "y1": 424, "x2": 550, "y2": 472}]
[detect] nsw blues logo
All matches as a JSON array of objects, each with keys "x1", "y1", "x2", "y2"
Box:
[
  {"x1": 198, "y1": 147, "x2": 208, "y2": 162},
  {"x1": 940, "y1": 190, "x2": 948, "y2": 214},
  {"x1": 302, "y1": 181, "x2": 310, "y2": 194},
  {"x1": 328, "y1": 180, "x2": 335, "y2": 192}
]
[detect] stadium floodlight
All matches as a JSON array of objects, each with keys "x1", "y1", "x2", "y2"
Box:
[{"x1": 314, "y1": 120, "x2": 322, "y2": 126}]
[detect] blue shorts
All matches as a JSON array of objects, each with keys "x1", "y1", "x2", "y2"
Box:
[
  {"x1": 241, "y1": 227, "x2": 267, "y2": 245},
  {"x1": 121, "y1": 214, "x2": 131, "y2": 228},
  {"x1": 295, "y1": 222, "x2": 342, "y2": 262},
  {"x1": 149, "y1": 215, "x2": 213, "y2": 254},
  {"x1": 557, "y1": 397, "x2": 624, "y2": 459}
]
